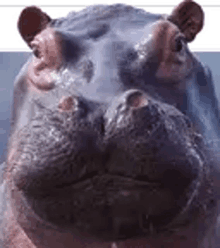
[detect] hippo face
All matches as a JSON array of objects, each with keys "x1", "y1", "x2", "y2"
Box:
[{"x1": 5, "y1": 1, "x2": 219, "y2": 247}]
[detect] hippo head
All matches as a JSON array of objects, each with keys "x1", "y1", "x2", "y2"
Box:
[{"x1": 5, "y1": 1, "x2": 218, "y2": 247}]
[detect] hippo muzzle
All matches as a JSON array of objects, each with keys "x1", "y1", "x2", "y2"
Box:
[
  {"x1": 7, "y1": 87, "x2": 213, "y2": 241},
  {"x1": 3, "y1": 1, "x2": 220, "y2": 247}
]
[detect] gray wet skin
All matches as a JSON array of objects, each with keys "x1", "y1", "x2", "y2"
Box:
[{"x1": 2, "y1": 1, "x2": 220, "y2": 247}]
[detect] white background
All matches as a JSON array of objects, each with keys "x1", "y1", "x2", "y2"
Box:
[{"x1": 0, "y1": 0, "x2": 220, "y2": 52}]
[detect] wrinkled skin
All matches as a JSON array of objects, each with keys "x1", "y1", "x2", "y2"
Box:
[{"x1": 1, "y1": 1, "x2": 220, "y2": 247}]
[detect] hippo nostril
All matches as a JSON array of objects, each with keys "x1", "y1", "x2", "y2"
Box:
[
  {"x1": 58, "y1": 96, "x2": 75, "y2": 111},
  {"x1": 126, "y1": 90, "x2": 148, "y2": 108}
]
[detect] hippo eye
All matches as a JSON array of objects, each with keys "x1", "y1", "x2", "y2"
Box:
[
  {"x1": 30, "y1": 42, "x2": 42, "y2": 59},
  {"x1": 33, "y1": 47, "x2": 42, "y2": 58},
  {"x1": 174, "y1": 36, "x2": 185, "y2": 52}
]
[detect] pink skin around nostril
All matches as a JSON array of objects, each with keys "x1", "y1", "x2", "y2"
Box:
[
  {"x1": 126, "y1": 92, "x2": 149, "y2": 108},
  {"x1": 58, "y1": 96, "x2": 74, "y2": 111}
]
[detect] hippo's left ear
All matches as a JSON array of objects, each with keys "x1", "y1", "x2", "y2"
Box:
[
  {"x1": 18, "y1": 6, "x2": 51, "y2": 46},
  {"x1": 168, "y1": 0, "x2": 204, "y2": 42}
]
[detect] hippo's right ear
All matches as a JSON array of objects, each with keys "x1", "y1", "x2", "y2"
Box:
[
  {"x1": 168, "y1": 0, "x2": 204, "y2": 42},
  {"x1": 18, "y1": 6, "x2": 51, "y2": 47}
]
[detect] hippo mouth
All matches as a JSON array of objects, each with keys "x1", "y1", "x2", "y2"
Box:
[
  {"x1": 54, "y1": 170, "x2": 161, "y2": 189},
  {"x1": 26, "y1": 168, "x2": 201, "y2": 241}
]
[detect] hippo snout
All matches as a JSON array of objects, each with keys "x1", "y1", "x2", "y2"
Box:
[{"x1": 8, "y1": 87, "x2": 205, "y2": 240}]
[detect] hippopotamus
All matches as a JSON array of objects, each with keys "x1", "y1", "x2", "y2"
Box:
[{"x1": 1, "y1": 0, "x2": 220, "y2": 247}]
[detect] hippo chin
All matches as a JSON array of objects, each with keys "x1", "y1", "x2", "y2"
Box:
[{"x1": 2, "y1": 1, "x2": 220, "y2": 247}]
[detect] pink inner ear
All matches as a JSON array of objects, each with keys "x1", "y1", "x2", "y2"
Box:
[
  {"x1": 18, "y1": 6, "x2": 51, "y2": 45},
  {"x1": 126, "y1": 92, "x2": 149, "y2": 108}
]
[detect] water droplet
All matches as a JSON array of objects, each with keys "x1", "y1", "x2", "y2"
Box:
[{"x1": 111, "y1": 243, "x2": 117, "y2": 248}]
